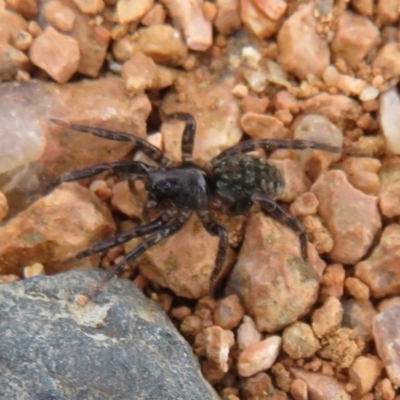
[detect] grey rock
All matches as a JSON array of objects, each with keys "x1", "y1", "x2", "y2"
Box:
[{"x1": 0, "y1": 270, "x2": 219, "y2": 400}]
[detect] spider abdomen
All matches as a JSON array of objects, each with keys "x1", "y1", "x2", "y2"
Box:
[{"x1": 213, "y1": 155, "x2": 284, "y2": 203}]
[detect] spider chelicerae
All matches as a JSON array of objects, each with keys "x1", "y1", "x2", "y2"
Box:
[{"x1": 50, "y1": 113, "x2": 341, "y2": 295}]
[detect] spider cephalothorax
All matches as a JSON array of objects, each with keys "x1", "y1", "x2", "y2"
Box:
[{"x1": 50, "y1": 113, "x2": 341, "y2": 295}]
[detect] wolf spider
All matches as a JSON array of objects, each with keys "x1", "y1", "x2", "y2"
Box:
[{"x1": 50, "y1": 113, "x2": 341, "y2": 295}]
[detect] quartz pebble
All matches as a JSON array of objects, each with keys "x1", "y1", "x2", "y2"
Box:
[
  {"x1": 237, "y1": 336, "x2": 282, "y2": 377},
  {"x1": 311, "y1": 170, "x2": 381, "y2": 264},
  {"x1": 373, "y1": 298, "x2": 400, "y2": 386}
]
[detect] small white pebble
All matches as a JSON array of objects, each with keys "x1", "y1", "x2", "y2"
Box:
[
  {"x1": 232, "y1": 83, "x2": 249, "y2": 98},
  {"x1": 360, "y1": 85, "x2": 380, "y2": 102},
  {"x1": 380, "y1": 87, "x2": 400, "y2": 154},
  {"x1": 237, "y1": 315, "x2": 262, "y2": 350},
  {"x1": 23, "y1": 263, "x2": 45, "y2": 278}
]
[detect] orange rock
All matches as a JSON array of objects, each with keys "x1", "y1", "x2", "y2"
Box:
[
  {"x1": 373, "y1": 42, "x2": 400, "y2": 78},
  {"x1": 0, "y1": 192, "x2": 8, "y2": 221},
  {"x1": 0, "y1": 183, "x2": 116, "y2": 275},
  {"x1": 0, "y1": 38, "x2": 30, "y2": 81},
  {"x1": 278, "y1": 4, "x2": 330, "y2": 79},
  {"x1": 204, "y1": 326, "x2": 235, "y2": 373},
  {"x1": 29, "y1": 26, "x2": 79, "y2": 84},
  {"x1": 312, "y1": 296, "x2": 343, "y2": 338},
  {"x1": 331, "y1": 11, "x2": 380, "y2": 69},
  {"x1": 117, "y1": 0, "x2": 153, "y2": 24},
  {"x1": 160, "y1": 0, "x2": 212, "y2": 51},
  {"x1": 355, "y1": 224, "x2": 400, "y2": 298},
  {"x1": 237, "y1": 336, "x2": 281, "y2": 377},
  {"x1": 227, "y1": 213, "x2": 322, "y2": 332},
  {"x1": 240, "y1": 112, "x2": 284, "y2": 140},
  {"x1": 214, "y1": 0, "x2": 241, "y2": 35},
  {"x1": 312, "y1": 170, "x2": 381, "y2": 264},
  {"x1": 282, "y1": 322, "x2": 320, "y2": 359},
  {"x1": 5, "y1": 0, "x2": 38, "y2": 19},
  {"x1": 213, "y1": 294, "x2": 245, "y2": 330},
  {"x1": 44, "y1": 0, "x2": 76, "y2": 32},
  {"x1": 72, "y1": 0, "x2": 104, "y2": 14},
  {"x1": 140, "y1": 3, "x2": 166, "y2": 26}
]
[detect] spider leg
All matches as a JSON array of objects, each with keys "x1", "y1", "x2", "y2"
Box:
[
  {"x1": 53, "y1": 161, "x2": 153, "y2": 186},
  {"x1": 197, "y1": 208, "x2": 229, "y2": 296},
  {"x1": 90, "y1": 208, "x2": 193, "y2": 296},
  {"x1": 62, "y1": 207, "x2": 178, "y2": 265},
  {"x1": 50, "y1": 119, "x2": 173, "y2": 166},
  {"x1": 211, "y1": 139, "x2": 341, "y2": 164},
  {"x1": 252, "y1": 193, "x2": 308, "y2": 261},
  {"x1": 167, "y1": 112, "x2": 196, "y2": 163}
]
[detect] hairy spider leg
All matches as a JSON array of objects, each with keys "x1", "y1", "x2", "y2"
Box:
[
  {"x1": 61, "y1": 208, "x2": 179, "y2": 266},
  {"x1": 90, "y1": 208, "x2": 193, "y2": 296},
  {"x1": 55, "y1": 161, "x2": 152, "y2": 185},
  {"x1": 211, "y1": 139, "x2": 342, "y2": 164},
  {"x1": 252, "y1": 193, "x2": 308, "y2": 261},
  {"x1": 197, "y1": 208, "x2": 229, "y2": 296},
  {"x1": 167, "y1": 112, "x2": 197, "y2": 163},
  {"x1": 50, "y1": 119, "x2": 174, "y2": 166}
]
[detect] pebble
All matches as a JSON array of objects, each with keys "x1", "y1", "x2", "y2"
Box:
[
  {"x1": 213, "y1": 294, "x2": 245, "y2": 330},
  {"x1": 121, "y1": 51, "x2": 176, "y2": 95},
  {"x1": 379, "y1": 87, "x2": 400, "y2": 155},
  {"x1": 117, "y1": 0, "x2": 153, "y2": 24},
  {"x1": 373, "y1": 298, "x2": 400, "y2": 386},
  {"x1": 240, "y1": 112, "x2": 284, "y2": 139},
  {"x1": 0, "y1": 183, "x2": 116, "y2": 275},
  {"x1": 0, "y1": 39, "x2": 30, "y2": 81},
  {"x1": 380, "y1": 180, "x2": 400, "y2": 217},
  {"x1": 293, "y1": 114, "x2": 343, "y2": 181},
  {"x1": 320, "y1": 263, "x2": 345, "y2": 300},
  {"x1": 331, "y1": 11, "x2": 380, "y2": 69},
  {"x1": 278, "y1": 4, "x2": 330, "y2": 79},
  {"x1": 161, "y1": 81, "x2": 242, "y2": 164},
  {"x1": 377, "y1": 0, "x2": 400, "y2": 23},
  {"x1": 240, "y1": 0, "x2": 281, "y2": 39},
  {"x1": 355, "y1": 224, "x2": 400, "y2": 298},
  {"x1": 236, "y1": 315, "x2": 262, "y2": 351},
  {"x1": 282, "y1": 321, "x2": 320, "y2": 359},
  {"x1": 4, "y1": 0, "x2": 37, "y2": 19},
  {"x1": 290, "y1": 367, "x2": 351, "y2": 400},
  {"x1": 340, "y1": 156, "x2": 381, "y2": 195},
  {"x1": 345, "y1": 277, "x2": 370, "y2": 301},
  {"x1": 311, "y1": 170, "x2": 382, "y2": 264},
  {"x1": 290, "y1": 379, "x2": 308, "y2": 400},
  {"x1": 72, "y1": 0, "x2": 104, "y2": 14},
  {"x1": 226, "y1": 212, "x2": 322, "y2": 333},
  {"x1": 359, "y1": 85, "x2": 380, "y2": 102},
  {"x1": 349, "y1": 355, "x2": 383, "y2": 396},
  {"x1": 237, "y1": 336, "x2": 282, "y2": 377},
  {"x1": 342, "y1": 299, "x2": 376, "y2": 340},
  {"x1": 312, "y1": 296, "x2": 343, "y2": 339},
  {"x1": 301, "y1": 93, "x2": 362, "y2": 123},
  {"x1": 373, "y1": 42, "x2": 400, "y2": 78},
  {"x1": 29, "y1": 26, "x2": 79, "y2": 84},
  {"x1": 137, "y1": 24, "x2": 188, "y2": 66},
  {"x1": 160, "y1": 0, "x2": 212, "y2": 51},
  {"x1": 23, "y1": 262, "x2": 44, "y2": 278},
  {"x1": 214, "y1": 0, "x2": 241, "y2": 35},
  {"x1": 111, "y1": 181, "x2": 143, "y2": 219},
  {"x1": 204, "y1": 326, "x2": 235, "y2": 373},
  {"x1": 290, "y1": 192, "x2": 319, "y2": 217},
  {"x1": 140, "y1": 3, "x2": 166, "y2": 26},
  {"x1": 0, "y1": 9, "x2": 28, "y2": 42},
  {"x1": 43, "y1": 0, "x2": 76, "y2": 32}
]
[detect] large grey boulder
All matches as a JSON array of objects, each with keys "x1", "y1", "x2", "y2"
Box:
[{"x1": 0, "y1": 270, "x2": 219, "y2": 400}]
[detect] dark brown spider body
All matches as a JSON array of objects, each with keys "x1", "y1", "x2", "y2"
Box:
[
  {"x1": 213, "y1": 155, "x2": 284, "y2": 213},
  {"x1": 49, "y1": 113, "x2": 341, "y2": 296}
]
